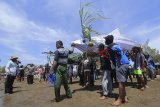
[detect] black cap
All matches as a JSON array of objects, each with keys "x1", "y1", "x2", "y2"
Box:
[
  {"x1": 56, "y1": 40, "x2": 63, "y2": 46},
  {"x1": 98, "y1": 43, "x2": 105, "y2": 49},
  {"x1": 104, "y1": 35, "x2": 114, "y2": 45}
]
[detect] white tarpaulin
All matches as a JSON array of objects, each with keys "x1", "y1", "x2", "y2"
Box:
[{"x1": 72, "y1": 28, "x2": 140, "y2": 52}]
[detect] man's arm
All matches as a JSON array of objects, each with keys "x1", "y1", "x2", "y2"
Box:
[
  {"x1": 69, "y1": 43, "x2": 76, "y2": 54},
  {"x1": 81, "y1": 61, "x2": 84, "y2": 73},
  {"x1": 49, "y1": 50, "x2": 59, "y2": 73},
  {"x1": 16, "y1": 66, "x2": 20, "y2": 75},
  {"x1": 140, "y1": 54, "x2": 145, "y2": 70},
  {"x1": 5, "y1": 61, "x2": 11, "y2": 74},
  {"x1": 50, "y1": 61, "x2": 58, "y2": 73},
  {"x1": 69, "y1": 47, "x2": 74, "y2": 54}
]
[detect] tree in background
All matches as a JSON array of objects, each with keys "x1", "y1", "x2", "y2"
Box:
[
  {"x1": 0, "y1": 66, "x2": 6, "y2": 73},
  {"x1": 148, "y1": 47, "x2": 160, "y2": 63}
]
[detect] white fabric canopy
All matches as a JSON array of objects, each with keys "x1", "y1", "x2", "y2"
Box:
[{"x1": 72, "y1": 28, "x2": 140, "y2": 52}]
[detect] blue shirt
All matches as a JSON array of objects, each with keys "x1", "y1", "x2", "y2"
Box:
[
  {"x1": 111, "y1": 44, "x2": 129, "y2": 65},
  {"x1": 148, "y1": 57, "x2": 155, "y2": 69}
]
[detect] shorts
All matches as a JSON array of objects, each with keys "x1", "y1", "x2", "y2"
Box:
[
  {"x1": 116, "y1": 64, "x2": 129, "y2": 82},
  {"x1": 134, "y1": 69, "x2": 142, "y2": 75},
  {"x1": 84, "y1": 69, "x2": 91, "y2": 73},
  {"x1": 142, "y1": 68, "x2": 147, "y2": 73}
]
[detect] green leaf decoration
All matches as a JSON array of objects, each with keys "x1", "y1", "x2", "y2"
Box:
[{"x1": 79, "y1": 0, "x2": 108, "y2": 46}]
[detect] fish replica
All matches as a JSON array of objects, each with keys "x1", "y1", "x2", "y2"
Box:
[{"x1": 72, "y1": 28, "x2": 148, "y2": 53}]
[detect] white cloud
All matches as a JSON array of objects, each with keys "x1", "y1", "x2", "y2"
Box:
[
  {"x1": 0, "y1": 1, "x2": 79, "y2": 65},
  {"x1": 128, "y1": 24, "x2": 160, "y2": 37},
  {"x1": 0, "y1": 2, "x2": 27, "y2": 33},
  {"x1": 0, "y1": 37, "x2": 26, "y2": 52},
  {"x1": 126, "y1": 16, "x2": 160, "y2": 38},
  {"x1": 123, "y1": 16, "x2": 160, "y2": 51},
  {"x1": 17, "y1": 52, "x2": 46, "y2": 65}
]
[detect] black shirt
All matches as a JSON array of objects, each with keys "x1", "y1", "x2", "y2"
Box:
[{"x1": 99, "y1": 48, "x2": 112, "y2": 70}]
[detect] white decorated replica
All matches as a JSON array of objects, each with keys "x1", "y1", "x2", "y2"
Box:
[{"x1": 72, "y1": 28, "x2": 142, "y2": 53}]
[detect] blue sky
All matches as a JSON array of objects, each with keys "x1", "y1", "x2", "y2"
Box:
[{"x1": 0, "y1": 0, "x2": 160, "y2": 66}]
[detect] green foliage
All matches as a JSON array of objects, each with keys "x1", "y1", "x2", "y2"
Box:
[
  {"x1": 148, "y1": 47, "x2": 160, "y2": 63},
  {"x1": 148, "y1": 47, "x2": 159, "y2": 57},
  {"x1": 68, "y1": 53, "x2": 83, "y2": 63},
  {"x1": 0, "y1": 66, "x2": 6, "y2": 73},
  {"x1": 79, "y1": 0, "x2": 107, "y2": 42},
  {"x1": 153, "y1": 55, "x2": 160, "y2": 63}
]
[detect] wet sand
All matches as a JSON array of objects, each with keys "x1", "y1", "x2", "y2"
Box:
[
  {"x1": 0, "y1": 89, "x2": 3, "y2": 107},
  {"x1": 1, "y1": 76, "x2": 160, "y2": 107}
]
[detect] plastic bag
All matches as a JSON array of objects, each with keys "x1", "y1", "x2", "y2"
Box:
[{"x1": 46, "y1": 73, "x2": 56, "y2": 87}]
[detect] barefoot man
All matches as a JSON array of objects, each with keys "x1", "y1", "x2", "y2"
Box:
[{"x1": 104, "y1": 35, "x2": 129, "y2": 106}]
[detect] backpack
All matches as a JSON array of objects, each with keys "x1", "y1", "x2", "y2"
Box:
[
  {"x1": 109, "y1": 44, "x2": 129, "y2": 66},
  {"x1": 107, "y1": 43, "x2": 117, "y2": 70}
]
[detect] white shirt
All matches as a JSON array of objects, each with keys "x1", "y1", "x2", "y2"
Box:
[
  {"x1": 5, "y1": 60, "x2": 18, "y2": 76},
  {"x1": 129, "y1": 59, "x2": 134, "y2": 68},
  {"x1": 26, "y1": 65, "x2": 35, "y2": 75},
  {"x1": 73, "y1": 65, "x2": 77, "y2": 72}
]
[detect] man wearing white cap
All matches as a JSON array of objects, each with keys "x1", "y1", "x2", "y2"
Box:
[{"x1": 5, "y1": 56, "x2": 19, "y2": 94}]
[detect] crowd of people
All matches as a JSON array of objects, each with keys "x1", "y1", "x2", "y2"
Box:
[
  {"x1": 4, "y1": 35, "x2": 159, "y2": 106},
  {"x1": 4, "y1": 59, "x2": 51, "y2": 94}
]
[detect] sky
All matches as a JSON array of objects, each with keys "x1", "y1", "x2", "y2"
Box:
[{"x1": 0, "y1": 0, "x2": 160, "y2": 66}]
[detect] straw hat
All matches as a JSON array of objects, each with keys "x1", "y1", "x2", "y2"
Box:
[{"x1": 10, "y1": 56, "x2": 18, "y2": 60}]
